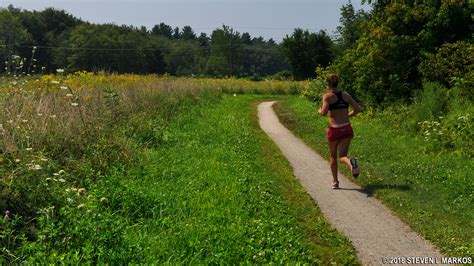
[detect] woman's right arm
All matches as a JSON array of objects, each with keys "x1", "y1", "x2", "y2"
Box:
[
  {"x1": 318, "y1": 94, "x2": 330, "y2": 116},
  {"x1": 344, "y1": 92, "x2": 363, "y2": 118}
]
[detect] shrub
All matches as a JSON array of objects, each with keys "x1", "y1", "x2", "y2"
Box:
[{"x1": 419, "y1": 41, "x2": 473, "y2": 87}]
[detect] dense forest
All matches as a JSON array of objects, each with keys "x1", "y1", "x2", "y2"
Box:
[{"x1": 0, "y1": 5, "x2": 292, "y2": 78}]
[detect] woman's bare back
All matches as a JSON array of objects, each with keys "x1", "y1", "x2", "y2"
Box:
[{"x1": 326, "y1": 91, "x2": 351, "y2": 126}]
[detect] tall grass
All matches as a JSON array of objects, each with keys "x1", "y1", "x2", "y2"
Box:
[{"x1": 367, "y1": 82, "x2": 473, "y2": 156}]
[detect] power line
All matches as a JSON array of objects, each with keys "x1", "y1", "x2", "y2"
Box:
[
  {"x1": 192, "y1": 26, "x2": 328, "y2": 32},
  {"x1": 4, "y1": 45, "x2": 286, "y2": 56}
]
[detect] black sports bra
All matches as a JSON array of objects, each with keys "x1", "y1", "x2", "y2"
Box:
[{"x1": 328, "y1": 91, "x2": 349, "y2": 110}]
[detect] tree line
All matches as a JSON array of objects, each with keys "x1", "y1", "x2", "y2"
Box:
[
  {"x1": 1, "y1": 1, "x2": 472, "y2": 99},
  {"x1": 0, "y1": 5, "x2": 293, "y2": 78}
]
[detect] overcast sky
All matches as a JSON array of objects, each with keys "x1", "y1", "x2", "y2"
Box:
[{"x1": 1, "y1": 0, "x2": 371, "y2": 41}]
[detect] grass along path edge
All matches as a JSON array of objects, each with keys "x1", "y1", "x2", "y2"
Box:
[
  {"x1": 122, "y1": 94, "x2": 358, "y2": 263},
  {"x1": 273, "y1": 97, "x2": 473, "y2": 258}
]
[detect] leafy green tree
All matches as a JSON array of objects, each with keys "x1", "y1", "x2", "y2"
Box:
[
  {"x1": 172, "y1": 27, "x2": 181, "y2": 39},
  {"x1": 241, "y1": 40, "x2": 288, "y2": 77},
  {"x1": 251, "y1": 36, "x2": 265, "y2": 45},
  {"x1": 333, "y1": 0, "x2": 473, "y2": 106},
  {"x1": 151, "y1": 23, "x2": 173, "y2": 38},
  {"x1": 419, "y1": 41, "x2": 473, "y2": 87},
  {"x1": 165, "y1": 40, "x2": 204, "y2": 75},
  {"x1": 0, "y1": 8, "x2": 32, "y2": 73},
  {"x1": 281, "y1": 29, "x2": 334, "y2": 80},
  {"x1": 13, "y1": 6, "x2": 82, "y2": 71},
  {"x1": 68, "y1": 24, "x2": 164, "y2": 73},
  {"x1": 197, "y1": 33, "x2": 210, "y2": 47},
  {"x1": 207, "y1": 25, "x2": 243, "y2": 76},
  {"x1": 241, "y1": 32, "x2": 252, "y2": 45},
  {"x1": 335, "y1": 4, "x2": 370, "y2": 54},
  {"x1": 181, "y1": 26, "x2": 196, "y2": 40}
]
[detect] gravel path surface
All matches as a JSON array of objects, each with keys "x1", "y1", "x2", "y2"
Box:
[{"x1": 258, "y1": 101, "x2": 444, "y2": 265}]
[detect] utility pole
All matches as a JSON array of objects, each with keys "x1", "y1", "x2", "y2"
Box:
[{"x1": 229, "y1": 32, "x2": 233, "y2": 77}]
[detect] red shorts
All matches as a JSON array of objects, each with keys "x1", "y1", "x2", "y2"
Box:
[{"x1": 326, "y1": 124, "x2": 354, "y2": 142}]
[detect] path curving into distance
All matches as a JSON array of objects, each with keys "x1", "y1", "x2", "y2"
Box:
[{"x1": 258, "y1": 101, "x2": 444, "y2": 265}]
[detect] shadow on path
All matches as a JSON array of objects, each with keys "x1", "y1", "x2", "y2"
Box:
[{"x1": 339, "y1": 183, "x2": 411, "y2": 197}]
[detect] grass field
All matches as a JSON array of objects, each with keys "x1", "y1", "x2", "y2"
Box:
[
  {"x1": 0, "y1": 74, "x2": 357, "y2": 263},
  {"x1": 3, "y1": 73, "x2": 471, "y2": 262},
  {"x1": 274, "y1": 96, "x2": 473, "y2": 258}
]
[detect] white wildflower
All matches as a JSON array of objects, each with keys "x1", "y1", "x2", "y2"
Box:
[
  {"x1": 77, "y1": 188, "x2": 86, "y2": 196},
  {"x1": 71, "y1": 102, "x2": 79, "y2": 106},
  {"x1": 56, "y1": 69, "x2": 64, "y2": 73},
  {"x1": 58, "y1": 178, "x2": 66, "y2": 183},
  {"x1": 51, "y1": 80, "x2": 60, "y2": 84},
  {"x1": 60, "y1": 86, "x2": 68, "y2": 90},
  {"x1": 100, "y1": 197, "x2": 108, "y2": 204},
  {"x1": 4, "y1": 211, "x2": 11, "y2": 221},
  {"x1": 50, "y1": 115, "x2": 57, "y2": 118},
  {"x1": 33, "y1": 164, "x2": 42, "y2": 170},
  {"x1": 26, "y1": 147, "x2": 33, "y2": 151},
  {"x1": 66, "y1": 93, "x2": 73, "y2": 97}
]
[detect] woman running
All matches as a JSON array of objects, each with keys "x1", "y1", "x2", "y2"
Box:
[{"x1": 318, "y1": 74, "x2": 363, "y2": 189}]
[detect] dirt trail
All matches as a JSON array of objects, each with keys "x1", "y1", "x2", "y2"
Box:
[{"x1": 258, "y1": 101, "x2": 444, "y2": 265}]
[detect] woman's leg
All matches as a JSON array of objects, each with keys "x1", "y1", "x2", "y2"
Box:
[
  {"x1": 328, "y1": 140, "x2": 339, "y2": 183},
  {"x1": 338, "y1": 137, "x2": 359, "y2": 177},
  {"x1": 337, "y1": 137, "x2": 352, "y2": 170}
]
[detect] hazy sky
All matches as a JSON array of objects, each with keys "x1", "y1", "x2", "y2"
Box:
[{"x1": 1, "y1": 0, "x2": 371, "y2": 41}]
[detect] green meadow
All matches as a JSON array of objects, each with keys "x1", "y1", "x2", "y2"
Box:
[{"x1": 0, "y1": 75, "x2": 356, "y2": 263}]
